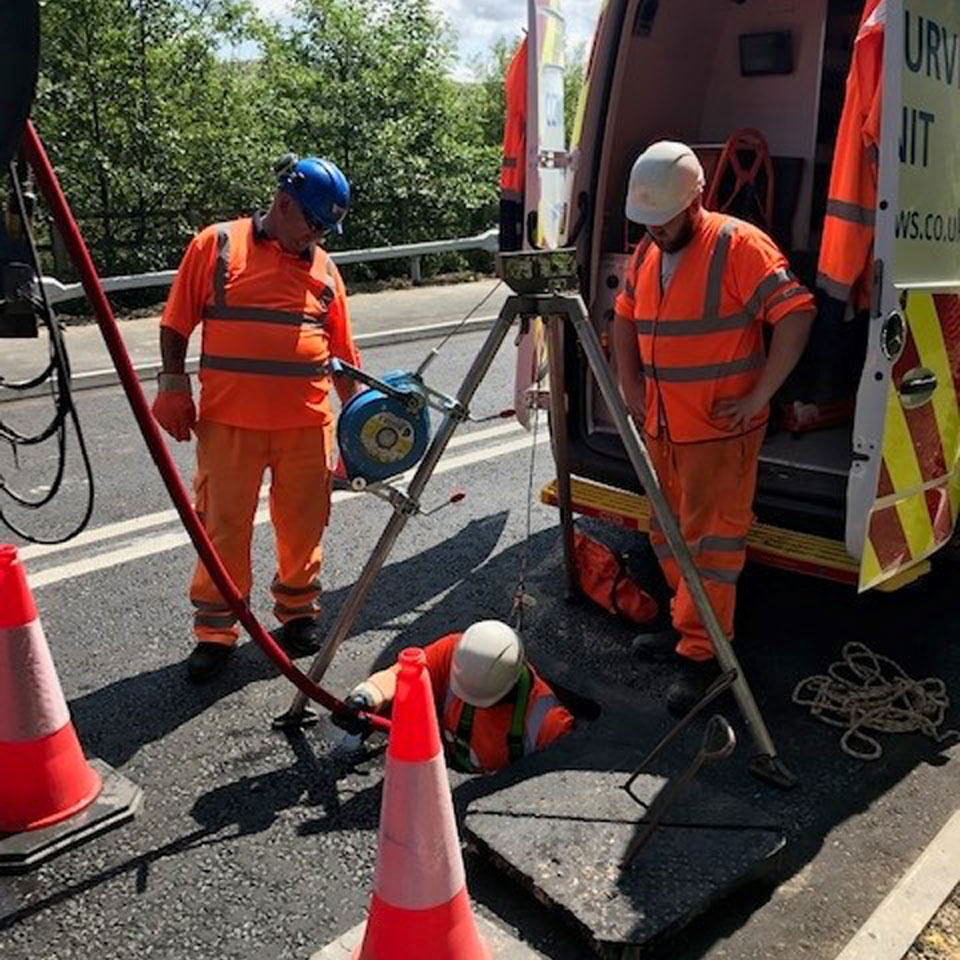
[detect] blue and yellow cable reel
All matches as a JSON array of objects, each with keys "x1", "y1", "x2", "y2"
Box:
[{"x1": 336, "y1": 367, "x2": 433, "y2": 488}]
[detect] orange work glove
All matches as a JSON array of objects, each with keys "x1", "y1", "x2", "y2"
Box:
[{"x1": 152, "y1": 372, "x2": 196, "y2": 442}]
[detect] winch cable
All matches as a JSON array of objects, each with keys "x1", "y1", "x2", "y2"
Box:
[
  {"x1": 0, "y1": 159, "x2": 95, "y2": 543},
  {"x1": 22, "y1": 121, "x2": 389, "y2": 733},
  {"x1": 512, "y1": 348, "x2": 547, "y2": 633},
  {"x1": 793, "y1": 641, "x2": 958, "y2": 761},
  {"x1": 415, "y1": 279, "x2": 504, "y2": 380}
]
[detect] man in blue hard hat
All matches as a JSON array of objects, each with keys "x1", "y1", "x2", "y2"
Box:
[{"x1": 152, "y1": 153, "x2": 363, "y2": 682}]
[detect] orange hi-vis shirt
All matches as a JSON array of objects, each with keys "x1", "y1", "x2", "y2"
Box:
[
  {"x1": 421, "y1": 633, "x2": 574, "y2": 774},
  {"x1": 614, "y1": 211, "x2": 815, "y2": 443},
  {"x1": 817, "y1": 0, "x2": 884, "y2": 312},
  {"x1": 501, "y1": 37, "x2": 528, "y2": 204},
  {"x1": 161, "y1": 215, "x2": 361, "y2": 432}
]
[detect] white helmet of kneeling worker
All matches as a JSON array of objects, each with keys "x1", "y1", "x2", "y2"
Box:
[
  {"x1": 625, "y1": 140, "x2": 705, "y2": 226},
  {"x1": 450, "y1": 620, "x2": 525, "y2": 708}
]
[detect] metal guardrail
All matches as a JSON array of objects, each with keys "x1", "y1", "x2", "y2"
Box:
[
  {"x1": 0, "y1": 315, "x2": 503, "y2": 404},
  {"x1": 40, "y1": 227, "x2": 500, "y2": 305}
]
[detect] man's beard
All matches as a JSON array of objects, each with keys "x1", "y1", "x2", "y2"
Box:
[{"x1": 653, "y1": 212, "x2": 696, "y2": 253}]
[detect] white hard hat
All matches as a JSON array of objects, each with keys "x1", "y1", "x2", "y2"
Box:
[
  {"x1": 625, "y1": 140, "x2": 705, "y2": 226},
  {"x1": 450, "y1": 621, "x2": 524, "y2": 708}
]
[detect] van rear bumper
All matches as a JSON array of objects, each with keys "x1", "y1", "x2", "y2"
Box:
[{"x1": 541, "y1": 476, "x2": 860, "y2": 585}]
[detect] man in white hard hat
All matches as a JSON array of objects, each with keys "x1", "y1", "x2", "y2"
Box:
[
  {"x1": 613, "y1": 140, "x2": 815, "y2": 715},
  {"x1": 338, "y1": 621, "x2": 574, "y2": 773}
]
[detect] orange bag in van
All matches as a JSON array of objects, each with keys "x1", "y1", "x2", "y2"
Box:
[{"x1": 574, "y1": 531, "x2": 658, "y2": 625}]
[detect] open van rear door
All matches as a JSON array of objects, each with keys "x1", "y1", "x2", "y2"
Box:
[
  {"x1": 513, "y1": 0, "x2": 567, "y2": 428},
  {"x1": 850, "y1": 0, "x2": 960, "y2": 590}
]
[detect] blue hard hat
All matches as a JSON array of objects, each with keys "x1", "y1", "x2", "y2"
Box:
[{"x1": 278, "y1": 155, "x2": 351, "y2": 235}]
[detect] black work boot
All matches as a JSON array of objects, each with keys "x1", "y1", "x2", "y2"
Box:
[
  {"x1": 186, "y1": 642, "x2": 234, "y2": 683},
  {"x1": 666, "y1": 657, "x2": 721, "y2": 717},
  {"x1": 271, "y1": 617, "x2": 323, "y2": 657},
  {"x1": 631, "y1": 627, "x2": 681, "y2": 662}
]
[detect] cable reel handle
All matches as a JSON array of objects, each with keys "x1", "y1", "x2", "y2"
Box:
[{"x1": 328, "y1": 359, "x2": 425, "y2": 414}]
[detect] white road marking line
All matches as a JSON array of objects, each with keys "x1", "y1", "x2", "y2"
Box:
[
  {"x1": 18, "y1": 419, "x2": 528, "y2": 564},
  {"x1": 27, "y1": 432, "x2": 548, "y2": 589},
  {"x1": 834, "y1": 807, "x2": 960, "y2": 960}
]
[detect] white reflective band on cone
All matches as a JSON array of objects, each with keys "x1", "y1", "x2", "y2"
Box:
[
  {"x1": 0, "y1": 621, "x2": 70, "y2": 742},
  {"x1": 373, "y1": 754, "x2": 465, "y2": 910}
]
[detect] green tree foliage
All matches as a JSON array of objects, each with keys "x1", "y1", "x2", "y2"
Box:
[
  {"x1": 31, "y1": 0, "x2": 586, "y2": 281},
  {"x1": 462, "y1": 37, "x2": 517, "y2": 153},
  {"x1": 565, "y1": 42, "x2": 586, "y2": 142},
  {"x1": 256, "y1": 0, "x2": 500, "y2": 269},
  {"x1": 34, "y1": 0, "x2": 279, "y2": 274}
]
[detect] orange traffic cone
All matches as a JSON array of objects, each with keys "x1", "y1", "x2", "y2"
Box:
[
  {"x1": 0, "y1": 544, "x2": 101, "y2": 832},
  {"x1": 355, "y1": 648, "x2": 491, "y2": 960}
]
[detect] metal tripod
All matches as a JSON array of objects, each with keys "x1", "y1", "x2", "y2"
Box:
[
  {"x1": 273, "y1": 296, "x2": 529, "y2": 729},
  {"x1": 274, "y1": 282, "x2": 794, "y2": 787}
]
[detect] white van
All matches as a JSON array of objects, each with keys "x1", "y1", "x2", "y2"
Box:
[{"x1": 526, "y1": 0, "x2": 960, "y2": 593}]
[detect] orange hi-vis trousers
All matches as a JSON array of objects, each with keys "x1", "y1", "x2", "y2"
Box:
[
  {"x1": 645, "y1": 429, "x2": 764, "y2": 662},
  {"x1": 190, "y1": 420, "x2": 332, "y2": 647}
]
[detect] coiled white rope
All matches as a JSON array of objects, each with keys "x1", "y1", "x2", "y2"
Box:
[{"x1": 792, "y1": 642, "x2": 959, "y2": 760}]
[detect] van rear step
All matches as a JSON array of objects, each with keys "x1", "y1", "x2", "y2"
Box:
[{"x1": 542, "y1": 476, "x2": 860, "y2": 586}]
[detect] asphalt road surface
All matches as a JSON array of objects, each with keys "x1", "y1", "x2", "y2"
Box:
[{"x1": 2, "y1": 325, "x2": 960, "y2": 960}]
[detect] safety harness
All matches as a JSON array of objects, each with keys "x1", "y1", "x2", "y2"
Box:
[{"x1": 448, "y1": 665, "x2": 533, "y2": 773}]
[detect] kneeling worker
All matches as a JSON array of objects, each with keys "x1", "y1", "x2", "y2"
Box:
[{"x1": 341, "y1": 621, "x2": 574, "y2": 773}]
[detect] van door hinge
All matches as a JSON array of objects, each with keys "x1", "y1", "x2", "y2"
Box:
[
  {"x1": 538, "y1": 150, "x2": 572, "y2": 170},
  {"x1": 871, "y1": 258, "x2": 884, "y2": 319}
]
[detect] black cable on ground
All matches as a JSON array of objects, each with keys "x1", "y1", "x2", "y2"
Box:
[{"x1": 0, "y1": 158, "x2": 95, "y2": 542}]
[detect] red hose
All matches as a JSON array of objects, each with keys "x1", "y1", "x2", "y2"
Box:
[{"x1": 23, "y1": 122, "x2": 389, "y2": 733}]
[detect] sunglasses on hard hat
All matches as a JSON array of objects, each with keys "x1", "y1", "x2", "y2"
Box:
[
  {"x1": 298, "y1": 204, "x2": 331, "y2": 238},
  {"x1": 296, "y1": 197, "x2": 348, "y2": 238}
]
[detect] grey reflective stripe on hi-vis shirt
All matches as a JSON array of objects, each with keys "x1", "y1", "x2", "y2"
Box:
[
  {"x1": 200, "y1": 356, "x2": 331, "y2": 378},
  {"x1": 702, "y1": 221, "x2": 736, "y2": 320},
  {"x1": 825, "y1": 199, "x2": 876, "y2": 227},
  {"x1": 523, "y1": 693, "x2": 559, "y2": 753},
  {"x1": 201, "y1": 305, "x2": 328, "y2": 328},
  {"x1": 200, "y1": 223, "x2": 331, "y2": 375},
  {"x1": 695, "y1": 535, "x2": 746, "y2": 554},
  {"x1": 816, "y1": 272, "x2": 853, "y2": 302},
  {"x1": 650, "y1": 350, "x2": 766, "y2": 383},
  {"x1": 634, "y1": 313, "x2": 752, "y2": 336},
  {"x1": 213, "y1": 224, "x2": 230, "y2": 307}
]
